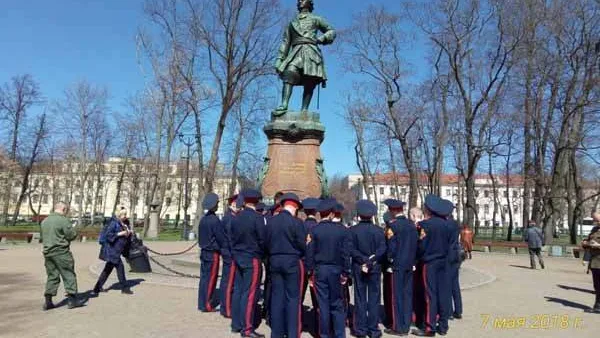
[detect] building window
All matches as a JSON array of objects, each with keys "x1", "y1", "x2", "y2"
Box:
[
  {"x1": 390, "y1": 187, "x2": 395, "y2": 195},
  {"x1": 379, "y1": 187, "x2": 384, "y2": 195},
  {"x1": 13, "y1": 180, "x2": 20, "y2": 187},
  {"x1": 166, "y1": 182, "x2": 172, "y2": 191},
  {"x1": 484, "y1": 190, "x2": 489, "y2": 198},
  {"x1": 368, "y1": 186, "x2": 374, "y2": 195},
  {"x1": 166, "y1": 197, "x2": 172, "y2": 205},
  {"x1": 485, "y1": 220, "x2": 490, "y2": 227},
  {"x1": 502, "y1": 205, "x2": 508, "y2": 214},
  {"x1": 446, "y1": 189, "x2": 451, "y2": 196},
  {"x1": 42, "y1": 179, "x2": 49, "y2": 188},
  {"x1": 98, "y1": 182, "x2": 103, "y2": 190},
  {"x1": 42, "y1": 195, "x2": 48, "y2": 204},
  {"x1": 75, "y1": 180, "x2": 81, "y2": 189},
  {"x1": 484, "y1": 204, "x2": 490, "y2": 214},
  {"x1": 165, "y1": 214, "x2": 170, "y2": 220},
  {"x1": 32, "y1": 195, "x2": 39, "y2": 203},
  {"x1": 515, "y1": 221, "x2": 519, "y2": 228},
  {"x1": 75, "y1": 195, "x2": 81, "y2": 204},
  {"x1": 96, "y1": 196, "x2": 103, "y2": 205},
  {"x1": 514, "y1": 206, "x2": 519, "y2": 214},
  {"x1": 474, "y1": 189, "x2": 479, "y2": 197},
  {"x1": 401, "y1": 188, "x2": 406, "y2": 195},
  {"x1": 503, "y1": 190, "x2": 508, "y2": 198}
]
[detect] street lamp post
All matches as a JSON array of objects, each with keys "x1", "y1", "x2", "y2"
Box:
[{"x1": 178, "y1": 133, "x2": 198, "y2": 241}]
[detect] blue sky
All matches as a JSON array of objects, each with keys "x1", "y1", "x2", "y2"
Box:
[{"x1": 0, "y1": 0, "x2": 428, "y2": 176}]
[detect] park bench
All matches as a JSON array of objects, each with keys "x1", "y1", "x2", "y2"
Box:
[
  {"x1": 77, "y1": 231, "x2": 99, "y2": 242},
  {"x1": 0, "y1": 232, "x2": 34, "y2": 243},
  {"x1": 476, "y1": 241, "x2": 528, "y2": 254}
]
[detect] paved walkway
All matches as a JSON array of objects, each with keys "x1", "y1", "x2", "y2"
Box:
[{"x1": 0, "y1": 242, "x2": 597, "y2": 337}]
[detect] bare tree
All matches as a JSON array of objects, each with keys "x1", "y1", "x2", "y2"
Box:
[
  {"x1": 54, "y1": 80, "x2": 109, "y2": 225},
  {"x1": 543, "y1": 0, "x2": 600, "y2": 243},
  {"x1": 338, "y1": 5, "x2": 421, "y2": 207},
  {"x1": 0, "y1": 74, "x2": 42, "y2": 225},
  {"x1": 10, "y1": 113, "x2": 47, "y2": 225},
  {"x1": 226, "y1": 83, "x2": 269, "y2": 197},
  {"x1": 411, "y1": 0, "x2": 522, "y2": 227},
  {"x1": 186, "y1": 0, "x2": 282, "y2": 195}
]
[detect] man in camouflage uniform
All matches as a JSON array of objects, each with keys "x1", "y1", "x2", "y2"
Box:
[
  {"x1": 41, "y1": 202, "x2": 84, "y2": 310},
  {"x1": 275, "y1": 0, "x2": 336, "y2": 113}
]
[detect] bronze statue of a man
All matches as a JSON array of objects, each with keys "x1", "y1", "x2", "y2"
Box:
[{"x1": 275, "y1": 0, "x2": 336, "y2": 113}]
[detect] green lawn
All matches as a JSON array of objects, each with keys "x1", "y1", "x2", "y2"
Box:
[{"x1": 0, "y1": 225, "x2": 41, "y2": 233}]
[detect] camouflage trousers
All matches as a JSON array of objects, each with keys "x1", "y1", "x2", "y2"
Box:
[{"x1": 44, "y1": 252, "x2": 78, "y2": 296}]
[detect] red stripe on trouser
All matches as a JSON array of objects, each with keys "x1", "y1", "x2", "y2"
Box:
[
  {"x1": 423, "y1": 265, "x2": 431, "y2": 333},
  {"x1": 298, "y1": 260, "x2": 305, "y2": 338},
  {"x1": 206, "y1": 252, "x2": 220, "y2": 311},
  {"x1": 245, "y1": 259, "x2": 260, "y2": 335},
  {"x1": 226, "y1": 262, "x2": 236, "y2": 317},
  {"x1": 311, "y1": 274, "x2": 320, "y2": 338},
  {"x1": 391, "y1": 272, "x2": 397, "y2": 330}
]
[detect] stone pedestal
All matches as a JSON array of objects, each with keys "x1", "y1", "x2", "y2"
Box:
[{"x1": 259, "y1": 111, "x2": 328, "y2": 201}]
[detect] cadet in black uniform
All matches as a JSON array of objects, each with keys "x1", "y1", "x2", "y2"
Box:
[
  {"x1": 381, "y1": 211, "x2": 394, "y2": 329},
  {"x1": 262, "y1": 192, "x2": 284, "y2": 323},
  {"x1": 230, "y1": 189, "x2": 266, "y2": 338},
  {"x1": 349, "y1": 200, "x2": 386, "y2": 338},
  {"x1": 412, "y1": 195, "x2": 450, "y2": 337},
  {"x1": 265, "y1": 193, "x2": 307, "y2": 338},
  {"x1": 333, "y1": 203, "x2": 352, "y2": 327},
  {"x1": 441, "y1": 199, "x2": 462, "y2": 320},
  {"x1": 218, "y1": 194, "x2": 238, "y2": 318},
  {"x1": 384, "y1": 199, "x2": 418, "y2": 336},
  {"x1": 306, "y1": 198, "x2": 351, "y2": 338},
  {"x1": 301, "y1": 198, "x2": 321, "y2": 314},
  {"x1": 197, "y1": 193, "x2": 222, "y2": 312}
]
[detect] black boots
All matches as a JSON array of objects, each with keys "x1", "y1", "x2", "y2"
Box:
[
  {"x1": 121, "y1": 287, "x2": 133, "y2": 295},
  {"x1": 592, "y1": 301, "x2": 600, "y2": 313},
  {"x1": 42, "y1": 295, "x2": 55, "y2": 311},
  {"x1": 67, "y1": 294, "x2": 85, "y2": 309}
]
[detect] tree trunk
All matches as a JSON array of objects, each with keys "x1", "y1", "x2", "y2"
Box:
[
  {"x1": 112, "y1": 158, "x2": 129, "y2": 215},
  {"x1": 228, "y1": 126, "x2": 243, "y2": 198},
  {"x1": 10, "y1": 114, "x2": 45, "y2": 226}
]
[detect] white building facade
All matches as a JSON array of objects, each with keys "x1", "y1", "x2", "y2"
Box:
[
  {"x1": 2, "y1": 157, "x2": 239, "y2": 223},
  {"x1": 344, "y1": 173, "x2": 563, "y2": 231}
]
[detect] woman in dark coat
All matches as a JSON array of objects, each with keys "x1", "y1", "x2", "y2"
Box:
[{"x1": 93, "y1": 209, "x2": 133, "y2": 295}]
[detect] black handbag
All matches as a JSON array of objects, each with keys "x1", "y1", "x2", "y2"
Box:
[{"x1": 121, "y1": 237, "x2": 132, "y2": 259}]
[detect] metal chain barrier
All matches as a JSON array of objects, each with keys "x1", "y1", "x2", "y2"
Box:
[
  {"x1": 141, "y1": 241, "x2": 201, "y2": 278},
  {"x1": 145, "y1": 240, "x2": 199, "y2": 256},
  {"x1": 147, "y1": 255, "x2": 200, "y2": 279}
]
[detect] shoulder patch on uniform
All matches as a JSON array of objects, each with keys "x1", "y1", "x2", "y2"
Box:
[{"x1": 385, "y1": 227, "x2": 394, "y2": 239}]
